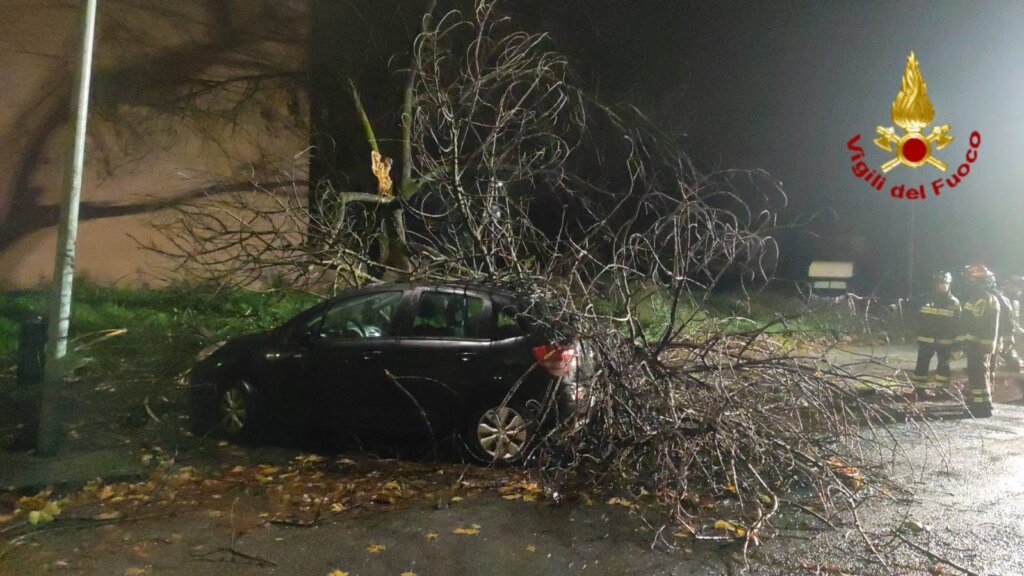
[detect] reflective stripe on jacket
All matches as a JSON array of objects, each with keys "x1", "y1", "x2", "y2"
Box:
[{"x1": 916, "y1": 293, "x2": 960, "y2": 346}]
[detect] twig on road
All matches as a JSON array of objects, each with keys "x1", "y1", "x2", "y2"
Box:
[
  {"x1": 786, "y1": 501, "x2": 836, "y2": 529},
  {"x1": 189, "y1": 496, "x2": 278, "y2": 567},
  {"x1": 143, "y1": 395, "x2": 162, "y2": 425},
  {"x1": 848, "y1": 499, "x2": 890, "y2": 574},
  {"x1": 895, "y1": 532, "x2": 980, "y2": 576},
  {"x1": 190, "y1": 547, "x2": 278, "y2": 567}
]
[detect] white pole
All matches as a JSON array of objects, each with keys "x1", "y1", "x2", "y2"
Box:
[{"x1": 38, "y1": 0, "x2": 99, "y2": 455}]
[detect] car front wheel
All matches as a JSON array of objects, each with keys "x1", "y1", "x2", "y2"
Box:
[
  {"x1": 218, "y1": 381, "x2": 260, "y2": 442},
  {"x1": 465, "y1": 403, "x2": 534, "y2": 464}
]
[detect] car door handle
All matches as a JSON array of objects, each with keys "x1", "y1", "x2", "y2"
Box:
[
  {"x1": 457, "y1": 351, "x2": 477, "y2": 362},
  {"x1": 361, "y1": 350, "x2": 383, "y2": 361}
]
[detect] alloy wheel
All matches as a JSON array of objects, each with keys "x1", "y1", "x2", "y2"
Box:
[
  {"x1": 476, "y1": 406, "x2": 529, "y2": 460},
  {"x1": 220, "y1": 387, "x2": 248, "y2": 436}
]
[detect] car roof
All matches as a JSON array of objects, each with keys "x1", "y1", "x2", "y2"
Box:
[
  {"x1": 336, "y1": 282, "x2": 522, "y2": 301},
  {"x1": 302, "y1": 282, "x2": 568, "y2": 338}
]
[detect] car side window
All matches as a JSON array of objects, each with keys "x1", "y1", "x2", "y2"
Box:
[
  {"x1": 411, "y1": 292, "x2": 484, "y2": 338},
  {"x1": 494, "y1": 306, "x2": 525, "y2": 340},
  {"x1": 309, "y1": 291, "x2": 402, "y2": 340}
]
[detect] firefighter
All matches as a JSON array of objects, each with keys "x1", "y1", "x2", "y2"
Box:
[
  {"x1": 957, "y1": 264, "x2": 1000, "y2": 418},
  {"x1": 912, "y1": 270, "x2": 959, "y2": 390},
  {"x1": 1005, "y1": 276, "x2": 1024, "y2": 322},
  {"x1": 995, "y1": 276, "x2": 1022, "y2": 372}
]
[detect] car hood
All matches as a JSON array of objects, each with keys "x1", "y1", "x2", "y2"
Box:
[{"x1": 202, "y1": 331, "x2": 271, "y2": 365}]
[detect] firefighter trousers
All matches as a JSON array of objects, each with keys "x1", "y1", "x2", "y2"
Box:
[
  {"x1": 913, "y1": 342, "x2": 952, "y2": 383},
  {"x1": 964, "y1": 344, "x2": 994, "y2": 416}
]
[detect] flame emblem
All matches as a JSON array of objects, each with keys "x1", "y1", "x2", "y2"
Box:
[{"x1": 873, "y1": 52, "x2": 953, "y2": 172}]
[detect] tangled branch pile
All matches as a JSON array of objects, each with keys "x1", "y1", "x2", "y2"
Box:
[{"x1": 153, "y1": 1, "x2": 913, "y2": 537}]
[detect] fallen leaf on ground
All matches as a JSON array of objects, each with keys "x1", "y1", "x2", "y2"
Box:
[
  {"x1": 124, "y1": 568, "x2": 146, "y2": 576},
  {"x1": 425, "y1": 532, "x2": 439, "y2": 541},
  {"x1": 713, "y1": 519, "x2": 746, "y2": 538},
  {"x1": 94, "y1": 511, "x2": 123, "y2": 520},
  {"x1": 401, "y1": 572, "x2": 416, "y2": 576},
  {"x1": 327, "y1": 570, "x2": 349, "y2": 576},
  {"x1": 607, "y1": 497, "x2": 635, "y2": 509},
  {"x1": 902, "y1": 519, "x2": 929, "y2": 533},
  {"x1": 826, "y1": 457, "x2": 863, "y2": 489},
  {"x1": 366, "y1": 543, "x2": 386, "y2": 553},
  {"x1": 672, "y1": 525, "x2": 695, "y2": 539},
  {"x1": 526, "y1": 544, "x2": 536, "y2": 552},
  {"x1": 371, "y1": 493, "x2": 397, "y2": 505},
  {"x1": 453, "y1": 525, "x2": 480, "y2": 536},
  {"x1": 25, "y1": 499, "x2": 62, "y2": 525}
]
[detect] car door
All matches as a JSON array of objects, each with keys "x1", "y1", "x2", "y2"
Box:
[
  {"x1": 301, "y1": 290, "x2": 408, "y2": 430},
  {"x1": 385, "y1": 288, "x2": 493, "y2": 434}
]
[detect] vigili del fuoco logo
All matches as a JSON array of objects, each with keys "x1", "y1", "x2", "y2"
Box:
[{"x1": 846, "y1": 51, "x2": 980, "y2": 200}]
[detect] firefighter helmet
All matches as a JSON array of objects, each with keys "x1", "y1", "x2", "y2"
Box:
[
  {"x1": 932, "y1": 270, "x2": 952, "y2": 284},
  {"x1": 964, "y1": 264, "x2": 995, "y2": 286}
]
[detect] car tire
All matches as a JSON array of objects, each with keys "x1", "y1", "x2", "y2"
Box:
[
  {"x1": 463, "y1": 402, "x2": 536, "y2": 465},
  {"x1": 217, "y1": 380, "x2": 261, "y2": 443}
]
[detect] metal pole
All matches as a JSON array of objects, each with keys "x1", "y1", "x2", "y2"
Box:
[
  {"x1": 907, "y1": 203, "x2": 915, "y2": 298},
  {"x1": 38, "y1": 0, "x2": 99, "y2": 456}
]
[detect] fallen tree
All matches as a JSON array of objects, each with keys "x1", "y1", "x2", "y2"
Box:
[{"x1": 151, "y1": 0, "x2": 923, "y2": 552}]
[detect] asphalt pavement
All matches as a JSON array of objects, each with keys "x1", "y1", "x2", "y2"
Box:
[{"x1": 3, "y1": 344, "x2": 1024, "y2": 574}]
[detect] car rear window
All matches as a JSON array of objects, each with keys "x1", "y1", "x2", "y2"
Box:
[
  {"x1": 491, "y1": 299, "x2": 574, "y2": 342},
  {"x1": 494, "y1": 307, "x2": 526, "y2": 340}
]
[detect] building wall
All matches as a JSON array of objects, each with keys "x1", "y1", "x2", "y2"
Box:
[{"x1": 0, "y1": 0, "x2": 309, "y2": 288}]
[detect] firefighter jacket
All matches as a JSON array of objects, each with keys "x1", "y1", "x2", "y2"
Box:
[
  {"x1": 994, "y1": 291, "x2": 1018, "y2": 341},
  {"x1": 958, "y1": 292, "x2": 1000, "y2": 354},
  {"x1": 916, "y1": 292, "x2": 960, "y2": 346}
]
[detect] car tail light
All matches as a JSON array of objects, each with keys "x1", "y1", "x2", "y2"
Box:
[{"x1": 532, "y1": 343, "x2": 577, "y2": 380}]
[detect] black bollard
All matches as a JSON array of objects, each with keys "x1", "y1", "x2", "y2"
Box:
[{"x1": 16, "y1": 315, "x2": 47, "y2": 387}]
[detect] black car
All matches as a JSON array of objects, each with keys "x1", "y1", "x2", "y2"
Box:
[{"x1": 188, "y1": 283, "x2": 586, "y2": 463}]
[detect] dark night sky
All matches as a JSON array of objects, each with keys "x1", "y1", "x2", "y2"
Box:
[
  {"x1": 531, "y1": 0, "x2": 1024, "y2": 295},
  {"x1": 316, "y1": 1, "x2": 1024, "y2": 297}
]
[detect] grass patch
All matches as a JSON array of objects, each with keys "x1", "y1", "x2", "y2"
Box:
[
  {"x1": 0, "y1": 281, "x2": 319, "y2": 380},
  {"x1": 619, "y1": 286, "x2": 892, "y2": 345}
]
